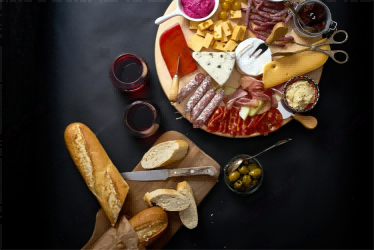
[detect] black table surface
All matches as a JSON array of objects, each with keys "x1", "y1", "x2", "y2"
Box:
[{"x1": 3, "y1": 0, "x2": 373, "y2": 249}]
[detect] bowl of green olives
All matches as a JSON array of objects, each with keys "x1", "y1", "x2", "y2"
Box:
[{"x1": 224, "y1": 154, "x2": 263, "y2": 195}]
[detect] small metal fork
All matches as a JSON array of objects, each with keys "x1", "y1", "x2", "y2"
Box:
[{"x1": 249, "y1": 22, "x2": 288, "y2": 58}]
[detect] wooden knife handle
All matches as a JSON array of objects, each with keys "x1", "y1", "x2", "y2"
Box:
[
  {"x1": 266, "y1": 22, "x2": 288, "y2": 45},
  {"x1": 169, "y1": 76, "x2": 179, "y2": 102},
  {"x1": 293, "y1": 113, "x2": 318, "y2": 129},
  {"x1": 168, "y1": 166, "x2": 218, "y2": 178}
]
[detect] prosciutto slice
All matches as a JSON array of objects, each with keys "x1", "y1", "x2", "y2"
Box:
[
  {"x1": 234, "y1": 98, "x2": 259, "y2": 107},
  {"x1": 251, "y1": 91, "x2": 271, "y2": 102},
  {"x1": 224, "y1": 88, "x2": 248, "y2": 110},
  {"x1": 271, "y1": 94, "x2": 278, "y2": 108},
  {"x1": 241, "y1": 76, "x2": 264, "y2": 91}
]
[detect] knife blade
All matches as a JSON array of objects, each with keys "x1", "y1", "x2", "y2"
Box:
[{"x1": 121, "y1": 166, "x2": 218, "y2": 181}]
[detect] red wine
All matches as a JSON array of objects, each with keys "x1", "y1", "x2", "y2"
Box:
[
  {"x1": 113, "y1": 55, "x2": 143, "y2": 83},
  {"x1": 126, "y1": 103, "x2": 155, "y2": 132}
]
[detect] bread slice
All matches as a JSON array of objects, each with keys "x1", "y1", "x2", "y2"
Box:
[
  {"x1": 141, "y1": 140, "x2": 189, "y2": 169},
  {"x1": 177, "y1": 181, "x2": 198, "y2": 229},
  {"x1": 143, "y1": 189, "x2": 190, "y2": 211}
]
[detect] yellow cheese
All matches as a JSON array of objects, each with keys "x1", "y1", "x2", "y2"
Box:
[
  {"x1": 188, "y1": 34, "x2": 205, "y2": 52},
  {"x1": 210, "y1": 20, "x2": 223, "y2": 31},
  {"x1": 226, "y1": 20, "x2": 233, "y2": 31},
  {"x1": 220, "y1": 29, "x2": 229, "y2": 42},
  {"x1": 210, "y1": 37, "x2": 215, "y2": 46},
  {"x1": 213, "y1": 25, "x2": 223, "y2": 40},
  {"x1": 230, "y1": 10, "x2": 242, "y2": 19},
  {"x1": 239, "y1": 26, "x2": 247, "y2": 41},
  {"x1": 203, "y1": 33, "x2": 214, "y2": 48},
  {"x1": 198, "y1": 19, "x2": 213, "y2": 31},
  {"x1": 263, "y1": 38, "x2": 330, "y2": 89},
  {"x1": 221, "y1": 21, "x2": 232, "y2": 36},
  {"x1": 189, "y1": 21, "x2": 200, "y2": 30},
  {"x1": 231, "y1": 26, "x2": 242, "y2": 41},
  {"x1": 196, "y1": 28, "x2": 209, "y2": 37},
  {"x1": 224, "y1": 39, "x2": 238, "y2": 52},
  {"x1": 213, "y1": 41, "x2": 226, "y2": 52}
]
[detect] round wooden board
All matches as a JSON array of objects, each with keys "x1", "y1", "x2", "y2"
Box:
[{"x1": 155, "y1": 0, "x2": 324, "y2": 138}]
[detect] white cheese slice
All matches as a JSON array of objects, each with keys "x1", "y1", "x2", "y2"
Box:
[
  {"x1": 235, "y1": 38, "x2": 272, "y2": 76},
  {"x1": 192, "y1": 52, "x2": 235, "y2": 86}
]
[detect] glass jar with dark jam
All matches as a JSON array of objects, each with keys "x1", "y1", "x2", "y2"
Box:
[{"x1": 297, "y1": 2, "x2": 327, "y2": 33}]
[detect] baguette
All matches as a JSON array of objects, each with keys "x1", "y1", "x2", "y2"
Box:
[
  {"x1": 177, "y1": 181, "x2": 198, "y2": 229},
  {"x1": 144, "y1": 189, "x2": 190, "y2": 211},
  {"x1": 129, "y1": 207, "x2": 168, "y2": 247},
  {"x1": 64, "y1": 122, "x2": 129, "y2": 226},
  {"x1": 141, "y1": 140, "x2": 189, "y2": 169}
]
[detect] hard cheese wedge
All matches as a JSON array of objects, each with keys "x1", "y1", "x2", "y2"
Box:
[
  {"x1": 263, "y1": 38, "x2": 331, "y2": 89},
  {"x1": 192, "y1": 52, "x2": 236, "y2": 86}
]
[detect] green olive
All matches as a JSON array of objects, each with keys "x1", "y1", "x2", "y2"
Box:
[
  {"x1": 234, "y1": 180, "x2": 243, "y2": 189},
  {"x1": 248, "y1": 163, "x2": 258, "y2": 171},
  {"x1": 228, "y1": 171, "x2": 240, "y2": 182},
  {"x1": 242, "y1": 160, "x2": 249, "y2": 166},
  {"x1": 238, "y1": 165, "x2": 249, "y2": 175},
  {"x1": 242, "y1": 175, "x2": 252, "y2": 185},
  {"x1": 251, "y1": 179, "x2": 258, "y2": 187},
  {"x1": 249, "y1": 168, "x2": 262, "y2": 179}
]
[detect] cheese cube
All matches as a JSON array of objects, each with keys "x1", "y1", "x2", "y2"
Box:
[
  {"x1": 209, "y1": 20, "x2": 223, "y2": 31},
  {"x1": 196, "y1": 28, "x2": 209, "y2": 37},
  {"x1": 213, "y1": 25, "x2": 223, "y2": 40},
  {"x1": 239, "y1": 26, "x2": 247, "y2": 41},
  {"x1": 203, "y1": 33, "x2": 214, "y2": 48},
  {"x1": 224, "y1": 39, "x2": 238, "y2": 52},
  {"x1": 226, "y1": 20, "x2": 233, "y2": 31},
  {"x1": 213, "y1": 41, "x2": 226, "y2": 52},
  {"x1": 230, "y1": 10, "x2": 242, "y2": 19},
  {"x1": 210, "y1": 37, "x2": 215, "y2": 46},
  {"x1": 198, "y1": 19, "x2": 213, "y2": 30},
  {"x1": 188, "y1": 34, "x2": 205, "y2": 52},
  {"x1": 220, "y1": 30, "x2": 229, "y2": 42},
  {"x1": 189, "y1": 21, "x2": 200, "y2": 30},
  {"x1": 221, "y1": 21, "x2": 232, "y2": 37},
  {"x1": 231, "y1": 26, "x2": 243, "y2": 41}
]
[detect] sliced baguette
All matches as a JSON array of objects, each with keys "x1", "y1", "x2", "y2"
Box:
[
  {"x1": 143, "y1": 189, "x2": 190, "y2": 211},
  {"x1": 177, "y1": 181, "x2": 198, "y2": 229},
  {"x1": 141, "y1": 140, "x2": 189, "y2": 169}
]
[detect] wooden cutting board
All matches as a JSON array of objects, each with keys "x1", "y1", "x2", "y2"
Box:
[
  {"x1": 83, "y1": 131, "x2": 221, "y2": 249},
  {"x1": 155, "y1": 0, "x2": 324, "y2": 138}
]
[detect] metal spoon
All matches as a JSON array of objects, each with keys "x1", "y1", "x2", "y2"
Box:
[
  {"x1": 226, "y1": 138, "x2": 292, "y2": 174},
  {"x1": 284, "y1": 1, "x2": 318, "y2": 34}
]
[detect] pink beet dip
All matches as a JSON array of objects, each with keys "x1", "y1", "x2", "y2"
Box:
[{"x1": 181, "y1": 0, "x2": 215, "y2": 19}]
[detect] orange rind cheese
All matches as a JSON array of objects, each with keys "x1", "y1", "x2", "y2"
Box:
[{"x1": 263, "y1": 38, "x2": 331, "y2": 89}]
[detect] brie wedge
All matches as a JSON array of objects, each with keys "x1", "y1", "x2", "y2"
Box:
[
  {"x1": 192, "y1": 52, "x2": 235, "y2": 86},
  {"x1": 235, "y1": 38, "x2": 272, "y2": 76}
]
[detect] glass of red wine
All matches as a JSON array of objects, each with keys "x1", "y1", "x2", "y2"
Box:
[
  {"x1": 124, "y1": 101, "x2": 160, "y2": 138},
  {"x1": 110, "y1": 53, "x2": 149, "y2": 92}
]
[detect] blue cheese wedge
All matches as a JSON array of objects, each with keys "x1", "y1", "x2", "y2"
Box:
[{"x1": 192, "y1": 52, "x2": 235, "y2": 86}]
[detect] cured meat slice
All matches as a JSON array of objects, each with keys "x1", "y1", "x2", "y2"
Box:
[
  {"x1": 184, "y1": 76, "x2": 211, "y2": 114},
  {"x1": 190, "y1": 88, "x2": 215, "y2": 123},
  {"x1": 177, "y1": 73, "x2": 205, "y2": 104},
  {"x1": 194, "y1": 90, "x2": 225, "y2": 129}
]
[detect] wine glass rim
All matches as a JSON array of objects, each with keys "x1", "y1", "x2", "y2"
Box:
[{"x1": 111, "y1": 53, "x2": 146, "y2": 85}]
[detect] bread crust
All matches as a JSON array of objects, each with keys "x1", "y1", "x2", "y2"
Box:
[
  {"x1": 177, "y1": 181, "x2": 198, "y2": 229},
  {"x1": 143, "y1": 189, "x2": 190, "y2": 211},
  {"x1": 64, "y1": 122, "x2": 129, "y2": 226},
  {"x1": 129, "y1": 207, "x2": 168, "y2": 247}
]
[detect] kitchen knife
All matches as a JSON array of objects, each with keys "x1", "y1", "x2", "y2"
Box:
[
  {"x1": 271, "y1": 88, "x2": 318, "y2": 129},
  {"x1": 121, "y1": 166, "x2": 218, "y2": 181}
]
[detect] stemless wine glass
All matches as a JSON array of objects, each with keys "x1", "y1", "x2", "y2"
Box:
[
  {"x1": 124, "y1": 101, "x2": 160, "y2": 138},
  {"x1": 109, "y1": 53, "x2": 149, "y2": 92}
]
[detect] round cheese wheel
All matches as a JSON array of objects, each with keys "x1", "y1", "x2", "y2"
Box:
[{"x1": 235, "y1": 38, "x2": 272, "y2": 76}]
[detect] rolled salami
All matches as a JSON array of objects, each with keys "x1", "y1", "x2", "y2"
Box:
[
  {"x1": 183, "y1": 76, "x2": 211, "y2": 115},
  {"x1": 190, "y1": 88, "x2": 215, "y2": 123},
  {"x1": 193, "y1": 89, "x2": 225, "y2": 129},
  {"x1": 177, "y1": 73, "x2": 205, "y2": 104}
]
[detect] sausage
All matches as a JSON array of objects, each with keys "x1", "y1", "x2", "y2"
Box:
[
  {"x1": 177, "y1": 73, "x2": 205, "y2": 104},
  {"x1": 190, "y1": 88, "x2": 215, "y2": 123},
  {"x1": 184, "y1": 76, "x2": 211, "y2": 115},
  {"x1": 193, "y1": 90, "x2": 225, "y2": 129}
]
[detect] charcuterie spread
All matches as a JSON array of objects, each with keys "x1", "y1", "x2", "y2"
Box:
[{"x1": 155, "y1": 0, "x2": 348, "y2": 138}]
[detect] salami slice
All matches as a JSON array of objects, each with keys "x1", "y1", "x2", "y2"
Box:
[
  {"x1": 184, "y1": 76, "x2": 211, "y2": 115},
  {"x1": 190, "y1": 88, "x2": 215, "y2": 123},
  {"x1": 177, "y1": 73, "x2": 205, "y2": 104},
  {"x1": 193, "y1": 90, "x2": 225, "y2": 129}
]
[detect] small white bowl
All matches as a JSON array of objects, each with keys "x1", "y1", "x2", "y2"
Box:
[{"x1": 155, "y1": 0, "x2": 219, "y2": 25}]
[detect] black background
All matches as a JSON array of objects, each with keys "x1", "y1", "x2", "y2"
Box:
[{"x1": 3, "y1": 0, "x2": 373, "y2": 249}]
